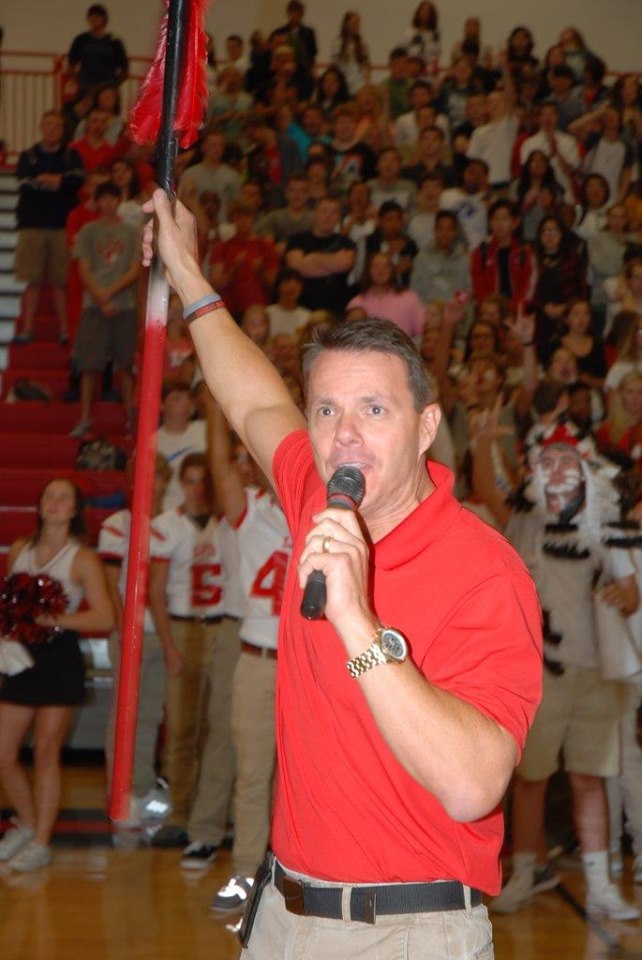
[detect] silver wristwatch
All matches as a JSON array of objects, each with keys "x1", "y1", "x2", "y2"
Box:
[{"x1": 346, "y1": 626, "x2": 408, "y2": 678}]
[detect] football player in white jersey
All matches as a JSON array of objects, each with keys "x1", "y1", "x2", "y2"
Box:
[
  {"x1": 148, "y1": 453, "x2": 238, "y2": 857},
  {"x1": 207, "y1": 401, "x2": 293, "y2": 914}
]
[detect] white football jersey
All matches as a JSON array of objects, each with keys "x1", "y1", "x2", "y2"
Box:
[
  {"x1": 151, "y1": 507, "x2": 227, "y2": 618},
  {"x1": 98, "y1": 508, "x2": 157, "y2": 633},
  {"x1": 218, "y1": 515, "x2": 245, "y2": 619},
  {"x1": 235, "y1": 487, "x2": 292, "y2": 649}
]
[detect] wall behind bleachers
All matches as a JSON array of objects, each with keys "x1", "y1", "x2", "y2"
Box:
[{"x1": 2, "y1": 0, "x2": 642, "y2": 71}]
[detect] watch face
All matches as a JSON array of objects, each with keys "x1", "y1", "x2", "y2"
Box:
[{"x1": 380, "y1": 628, "x2": 408, "y2": 662}]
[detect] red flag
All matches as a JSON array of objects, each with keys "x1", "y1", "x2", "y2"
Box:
[{"x1": 130, "y1": 0, "x2": 209, "y2": 149}]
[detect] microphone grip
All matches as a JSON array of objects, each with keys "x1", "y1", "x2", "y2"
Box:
[{"x1": 300, "y1": 569, "x2": 327, "y2": 620}]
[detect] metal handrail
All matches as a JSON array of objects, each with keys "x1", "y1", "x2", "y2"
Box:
[
  {"x1": 1, "y1": 46, "x2": 639, "y2": 164},
  {"x1": 0, "y1": 50, "x2": 150, "y2": 162}
]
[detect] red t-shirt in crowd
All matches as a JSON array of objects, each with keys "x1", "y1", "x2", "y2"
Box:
[
  {"x1": 271, "y1": 430, "x2": 542, "y2": 893},
  {"x1": 210, "y1": 234, "x2": 279, "y2": 317},
  {"x1": 135, "y1": 160, "x2": 157, "y2": 192},
  {"x1": 265, "y1": 142, "x2": 283, "y2": 185},
  {"x1": 69, "y1": 135, "x2": 129, "y2": 172}
]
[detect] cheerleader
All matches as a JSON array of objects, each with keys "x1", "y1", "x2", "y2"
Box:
[{"x1": 0, "y1": 478, "x2": 113, "y2": 871}]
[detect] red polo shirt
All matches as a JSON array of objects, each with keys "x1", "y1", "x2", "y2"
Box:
[{"x1": 271, "y1": 430, "x2": 542, "y2": 892}]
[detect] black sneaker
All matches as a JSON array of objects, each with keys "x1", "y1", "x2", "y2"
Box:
[
  {"x1": 150, "y1": 824, "x2": 189, "y2": 848},
  {"x1": 210, "y1": 874, "x2": 255, "y2": 914},
  {"x1": 180, "y1": 841, "x2": 218, "y2": 870}
]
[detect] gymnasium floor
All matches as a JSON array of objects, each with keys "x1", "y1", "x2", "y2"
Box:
[{"x1": 2, "y1": 762, "x2": 642, "y2": 960}]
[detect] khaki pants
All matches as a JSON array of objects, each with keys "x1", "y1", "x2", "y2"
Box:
[
  {"x1": 14, "y1": 228, "x2": 68, "y2": 285},
  {"x1": 230, "y1": 647, "x2": 277, "y2": 876},
  {"x1": 106, "y1": 631, "x2": 166, "y2": 797},
  {"x1": 182, "y1": 616, "x2": 240, "y2": 842},
  {"x1": 243, "y1": 873, "x2": 494, "y2": 960},
  {"x1": 165, "y1": 618, "x2": 217, "y2": 826},
  {"x1": 518, "y1": 666, "x2": 621, "y2": 781}
]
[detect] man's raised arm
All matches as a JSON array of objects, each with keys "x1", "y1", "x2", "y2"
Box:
[{"x1": 143, "y1": 190, "x2": 305, "y2": 485}]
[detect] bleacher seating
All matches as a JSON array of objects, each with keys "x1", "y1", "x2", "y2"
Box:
[{"x1": 0, "y1": 287, "x2": 130, "y2": 568}]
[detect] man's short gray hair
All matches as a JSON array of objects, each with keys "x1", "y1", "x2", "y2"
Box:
[{"x1": 302, "y1": 317, "x2": 435, "y2": 412}]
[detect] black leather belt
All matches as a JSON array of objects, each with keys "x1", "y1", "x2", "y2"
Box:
[
  {"x1": 170, "y1": 614, "x2": 223, "y2": 625},
  {"x1": 273, "y1": 860, "x2": 482, "y2": 924}
]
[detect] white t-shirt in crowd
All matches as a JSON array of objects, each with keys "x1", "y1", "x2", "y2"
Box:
[
  {"x1": 157, "y1": 419, "x2": 207, "y2": 511},
  {"x1": 467, "y1": 113, "x2": 519, "y2": 186},
  {"x1": 519, "y1": 130, "x2": 580, "y2": 203},
  {"x1": 439, "y1": 189, "x2": 487, "y2": 249},
  {"x1": 604, "y1": 360, "x2": 642, "y2": 393},
  {"x1": 267, "y1": 303, "x2": 311, "y2": 337},
  {"x1": 408, "y1": 210, "x2": 437, "y2": 250}
]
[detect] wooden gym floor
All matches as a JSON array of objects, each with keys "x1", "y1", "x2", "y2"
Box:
[{"x1": 2, "y1": 763, "x2": 642, "y2": 960}]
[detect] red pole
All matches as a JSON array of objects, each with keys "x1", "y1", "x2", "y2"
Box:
[
  {"x1": 109, "y1": 272, "x2": 168, "y2": 822},
  {"x1": 109, "y1": 0, "x2": 192, "y2": 823}
]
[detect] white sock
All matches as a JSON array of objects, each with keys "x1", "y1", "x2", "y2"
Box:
[
  {"x1": 512, "y1": 852, "x2": 537, "y2": 879},
  {"x1": 582, "y1": 850, "x2": 610, "y2": 895}
]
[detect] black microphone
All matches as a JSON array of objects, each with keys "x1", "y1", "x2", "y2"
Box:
[{"x1": 300, "y1": 465, "x2": 366, "y2": 621}]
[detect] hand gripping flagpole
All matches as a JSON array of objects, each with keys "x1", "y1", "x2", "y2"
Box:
[{"x1": 109, "y1": 0, "x2": 208, "y2": 823}]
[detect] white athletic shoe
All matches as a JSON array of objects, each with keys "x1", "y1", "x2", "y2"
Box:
[
  {"x1": 139, "y1": 779, "x2": 172, "y2": 820},
  {"x1": 210, "y1": 874, "x2": 255, "y2": 914},
  {"x1": 120, "y1": 780, "x2": 173, "y2": 828},
  {"x1": 490, "y1": 861, "x2": 560, "y2": 915},
  {"x1": 489, "y1": 870, "x2": 536, "y2": 914},
  {"x1": 586, "y1": 883, "x2": 641, "y2": 921},
  {"x1": 610, "y1": 850, "x2": 624, "y2": 878},
  {"x1": 9, "y1": 840, "x2": 52, "y2": 873},
  {"x1": 0, "y1": 818, "x2": 35, "y2": 861}
]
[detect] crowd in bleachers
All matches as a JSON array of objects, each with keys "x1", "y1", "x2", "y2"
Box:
[
  {"x1": 11, "y1": 1, "x2": 642, "y2": 485},
  {"x1": 3, "y1": 0, "x2": 642, "y2": 928}
]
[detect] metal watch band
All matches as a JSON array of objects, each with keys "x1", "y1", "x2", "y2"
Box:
[{"x1": 346, "y1": 640, "x2": 386, "y2": 678}]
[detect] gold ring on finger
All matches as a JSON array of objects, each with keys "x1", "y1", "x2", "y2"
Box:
[{"x1": 322, "y1": 536, "x2": 332, "y2": 553}]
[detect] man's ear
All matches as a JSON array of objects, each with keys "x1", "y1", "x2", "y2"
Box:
[{"x1": 420, "y1": 402, "x2": 441, "y2": 452}]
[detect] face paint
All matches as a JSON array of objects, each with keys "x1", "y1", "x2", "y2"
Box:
[{"x1": 537, "y1": 445, "x2": 585, "y2": 517}]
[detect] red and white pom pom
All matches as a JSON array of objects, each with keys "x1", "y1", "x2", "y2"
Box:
[{"x1": 0, "y1": 572, "x2": 68, "y2": 645}]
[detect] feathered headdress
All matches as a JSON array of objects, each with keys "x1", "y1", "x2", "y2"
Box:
[{"x1": 523, "y1": 419, "x2": 621, "y2": 545}]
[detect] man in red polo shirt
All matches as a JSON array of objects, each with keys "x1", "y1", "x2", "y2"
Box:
[{"x1": 143, "y1": 190, "x2": 543, "y2": 959}]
